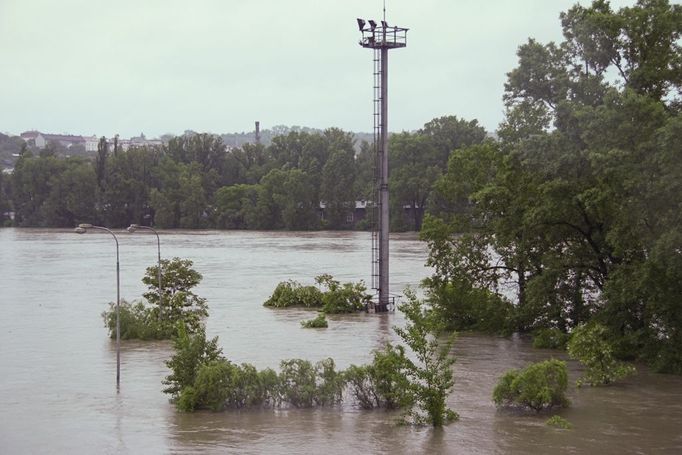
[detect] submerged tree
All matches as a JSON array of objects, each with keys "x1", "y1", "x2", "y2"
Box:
[
  {"x1": 395, "y1": 289, "x2": 458, "y2": 427},
  {"x1": 142, "y1": 257, "x2": 208, "y2": 333}
]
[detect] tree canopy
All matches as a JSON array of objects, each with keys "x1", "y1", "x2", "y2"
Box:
[{"x1": 421, "y1": 0, "x2": 682, "y2": 373}]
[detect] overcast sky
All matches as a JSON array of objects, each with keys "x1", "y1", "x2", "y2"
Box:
[{"x1": 1, "y1": 0, "x2": 637, "y2": 138}]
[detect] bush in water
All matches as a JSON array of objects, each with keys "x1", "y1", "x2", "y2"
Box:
[
  {"x1": 300, "y1": 313, "x2": 328, "y2": 328},
  {"x1": 344, "y1": 343, "x2": 412, "y2": 410},
  {"x1": 546, "y1": 415, "x2": 572, "y2": 429},
  {"x1": 315, "y1": 274, "x2": 371, "y2": 314},
  {"x1": 103, "y1": 257, "x2": 209, "y2": 340},
  {"x1": 102, "y1": 299, "x2": 175, "y2": 341},
  {"x1": 163, "y1": 324, "x2": 223, "y2": 399},
  {"x1": 567, "y1": 322, "x2": 636, "y2": 386},
  {"x1": 263, "y1": 274, "x2": 370, "y2": 314},
  {"x1": 263, "y1": 280, "x2": 323, "y2": 308},
  {"x1": 493, "y1": 359, "x2": 569, "y2": 412}
]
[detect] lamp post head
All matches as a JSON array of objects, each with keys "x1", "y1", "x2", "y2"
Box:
[{"x1": 75, "y1": 227, "x2": 86, "y2": 234}]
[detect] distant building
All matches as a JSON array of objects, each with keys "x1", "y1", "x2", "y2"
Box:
[
  {"x1": 84, "y1": 135, "x2": 99, "y2": 152},
  {"x1": 34, "y1": 133, "x2": 85, "y2": 149},
  {"x1": 21, "y1": 130, "x2": 164, "y2": 153}
]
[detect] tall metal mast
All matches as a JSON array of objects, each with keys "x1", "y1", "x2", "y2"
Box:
[{"x1": 357, "y1": 18, "x2": 408, "y2": 312}]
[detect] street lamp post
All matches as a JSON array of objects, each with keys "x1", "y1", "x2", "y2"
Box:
[
  {"x1": 127, "y1": 224, "x2": 163, "y2": 313},
  {"x1": 75, "y1": 223, "x2": 121, "y2": 391}
]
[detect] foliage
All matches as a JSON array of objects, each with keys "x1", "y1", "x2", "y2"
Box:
[
  {"x1": 263, "y1": 280, "x2": 323, "y2": 308},
  {"x1": 315, "y1": 274, "x2": 370, "y2": 314},
  {"x1": 163, "y1": 324, "x2": 223, "y2": 399},
  {"x1": 492, "y1": 359, "x2": 569, "y2": 412},
  {"x1": 103, "y1": 257, "x2": 208, "y2": 340},
  {"x1": 344, "y1": 343, "x2": 412, "y2": 410},
  {"x1": 102, "y1": 300, "x2": 174, "y2": 340},
  {"x1": 424, "y1": 276, "x2": 515, "y2": 335},
  {"x1": 421, "y1": 0, "x2": 682, "y2": 372},
  {"x1": 142, "y1": 257, "x2": 208, "y2": 334},
  {"x1": 300, "y1": 313, "x2": 328, "y2": 328},
  {"x1": 163, "y1": 327, "x2": 412, "y2": 413},
  {"x1": 277, "y1": 359, "x2": 319, "y2": 408},
  {"x1": 314, "y1": 358, "x2": 346, "y2": 406},
  {"x1": 394, "y1": 289, "x2": 458, "y2": 427},
  {"x1": 532, "y1": 328, "x2": 570, "y2": 350},
  {"x1": 389, "y1": 116, "x2": 487, "y2": 231},
  {"x1": 276, "y1": 358, "x2": 344, "y2": 408},
  {"x1": 264, "y1": 275, "x2": 369, "y2": 314},
  {"x1": 567, "y1": 323, "x2": 636, "y2": 386},
  {"x1": 546, "y1": 415, "x2": 572, "y2": 429}
]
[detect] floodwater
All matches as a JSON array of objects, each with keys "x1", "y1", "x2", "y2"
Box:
[{"x1": 0, "y1": 228, "x2": 680, "y2": 454}]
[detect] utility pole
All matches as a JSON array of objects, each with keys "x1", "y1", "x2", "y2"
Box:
[{"x1": 357, "y1": 17, "x2": 408, "y2": 311}]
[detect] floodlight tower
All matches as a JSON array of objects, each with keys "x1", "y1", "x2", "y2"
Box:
[{"x1": 357, "y1": 17, "x2": 408, "y2": 312}]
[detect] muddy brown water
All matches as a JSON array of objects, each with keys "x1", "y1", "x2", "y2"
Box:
[{"x1": 0, "y1": 229, "x2": 680, "y2": 454}]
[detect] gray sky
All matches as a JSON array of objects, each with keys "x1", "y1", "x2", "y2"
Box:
[{"x1": 0, "y1": 0, "x2": 636, "y2": 138}]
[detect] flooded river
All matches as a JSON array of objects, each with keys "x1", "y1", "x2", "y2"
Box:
[{"x1": 0, "y1": 228, "x2": 680, "y2": 454}]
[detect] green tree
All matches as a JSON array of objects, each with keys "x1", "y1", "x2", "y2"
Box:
[
  {"x1": 321, "y1": 148, "x2": 356, "y2": 229},
  {"x1": 142, "y1": 257, "x2": 209, "y2": 333},
  {"x1": 567, "y1": 323, "x2": 636, "y2": 386},
  {"x1": 214, "y1": 184, "x2": 260, "y2": 229},
  {"x1": 394, "y1": 289, "x2": 458, "y2": 427},
  {"x1": 422, "y1": 1, "x2": 682, "y2": 371}
]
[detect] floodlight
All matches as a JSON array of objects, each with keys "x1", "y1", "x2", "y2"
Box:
[
  {"x1": 381, "y1": 20, "x2": 388, "y2": 29},
  {"x1": 368, "y1": 20, "x2": 377, "y2": 31},
  {"x1": 357, "y1": 18, "x2": 366, "y2": 31}
]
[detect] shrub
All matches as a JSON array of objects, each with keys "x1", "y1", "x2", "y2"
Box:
[
  {"x1": 276, "y1": 358, "x2": 345, "y2": 408},
  {"x1": 546, "y1": 415, "x2": 572, "y2": 429},
  {"x1": 178, "y1": 360, "x2": 277, "y2": 412},
  {"x1": 186, "y1": 359, "x2": 234, "y2": 411},
  {"x1": 344, "y1": 365, "x2": 376, "y2": 409},
  {"x1": 264, "y1": 275, "x2": 370, "y2": 314},
  {"x1": 163, "y1": 325, "x2": 223, "y2": 399},
  {"x1": 301, "y1": 313, "x2": 328, "y2": 328},
  {"x1": 263, "y1": 281, "x2": 323, "y2": 308},
  {"x1": 532, "y1": 328, "x2": 569, "y2": 350},
  {"x1": 316, "y1": 274, "x2": 371, "y2": 314},
  {"x1": 370, "y1": 343, "x2": 413, "y2": 409},
  {"x1": 103, "y1": 300, "x2": 174, "y2": 340},
  {"x1": 493, "y1": 359, "x2": 569, "y2": 412},
  {"x1": 315, "y1": 358, "x2": 345, "y2": 406},
  {"x1": 258, "y1": 368, "x2": 281, "y2": 407},
  {"x1": 344, "y1": 343, "x2": 412, "y2": 410},
  {"x1": 567, "y1": 323, "x2": 636, "y2": 386},
  {"x1": 278, "y1": 359, "x2": 319, "y2": 408}
]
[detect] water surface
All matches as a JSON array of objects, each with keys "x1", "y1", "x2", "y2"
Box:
[{"x1": 0, "y1": 229, "x2": 680, "y2": 454}]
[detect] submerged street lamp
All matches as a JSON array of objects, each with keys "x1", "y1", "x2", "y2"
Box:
[
  {"x1": 75, "y1": 223, "x2": 121, "y2": 391},
  {"x1": 127, "y1": 224, "x2": 163, "y2": 312}
]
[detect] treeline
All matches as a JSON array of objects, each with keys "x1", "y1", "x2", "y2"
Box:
[
  {"x1": 420, "y1": 0, "x2": 682, "y2": 373},
  {"x1": 0, "y1": 118, "x2": 486, "y2": 230}
]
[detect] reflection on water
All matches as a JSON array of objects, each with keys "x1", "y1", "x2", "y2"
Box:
[{"x1": 1, "y1": 228, "x2": 681, "y2": 454}]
